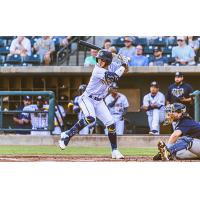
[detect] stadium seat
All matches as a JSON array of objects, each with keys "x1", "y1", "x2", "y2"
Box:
[
  {"x1": 163, "y1": 46, "x2": 173, "y2": 54},
  {"x1": 166, "y1": 54, "x2": 175, "y2": 64},
  {"x1": 6, "y1": 54, "x2": 22, "y2": 65},
  {"x1": 23, "y1": 54, "x2": 41, "y2": 65},
  {"x1": 0, "y1": 39, "x2": 5, "y2": 47},
  {"x1": 0, "y1": 46, "x2": 10, "y2": 56},
  {"x1": 112, "y1": 37, "x2": 125, "y2": 47},
  {"x1": 146, "y1": 54, "x2": 154, "y2": 61},
  {"x1": 134, "y1": 37, "x2": 148, "y2": 46},
  {"x1": 151, "y1": 37, "x2": 167, "y2": 46},
  {"x1": 30, "y1": 38, "x2": 38, "y2": 46},
  {"x1": 144, "y1": 46, "x2": 154, "y2": 54}
]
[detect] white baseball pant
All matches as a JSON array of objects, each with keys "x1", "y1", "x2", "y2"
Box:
[
  {"x1": 79, "y1": 95, "x2": 114, "y2": 127},
  {"x1": 176, "y1": 138, "x2": 200, "y2": 159},
  {"x1": 148, "y1": 109, "x2": 165, "y2": 134}
]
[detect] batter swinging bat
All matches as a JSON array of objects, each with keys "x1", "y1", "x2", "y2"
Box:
[{"x1": 79, "y1": 40, "x2": 130, "y2": 63}]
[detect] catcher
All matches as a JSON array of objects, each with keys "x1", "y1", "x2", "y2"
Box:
[{"x1": 154, "y1": 103, "x2": 200, "y2": 161}]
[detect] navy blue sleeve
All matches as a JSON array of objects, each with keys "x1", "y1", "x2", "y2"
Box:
[
  {"x1": 175, "y1": 124, "x2": 190, "y2": 136},
  {"x1": 166, "y1": 85, "x2": 172, "y2": 102}
]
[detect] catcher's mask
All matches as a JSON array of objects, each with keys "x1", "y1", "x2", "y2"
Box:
[{"x1": 163, "y1": 103, "x2": 186, "y2": 125}]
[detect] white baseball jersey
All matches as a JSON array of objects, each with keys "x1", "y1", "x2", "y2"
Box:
[
  {"x1": 22, "y1": 104, "x2": 49, "y2": 130},
  {"x1": 143, "y1": 92, "x2": 165, "y2": 116},
  {"x1": 143, "y1": 91, "x2": 165, "y2": 134},
  {"x1": 84, "y1": 63, "x2": 123, "y2": 99},
  {"x1": 105, "y1": 93, "x2": 129, "y2": 121}
]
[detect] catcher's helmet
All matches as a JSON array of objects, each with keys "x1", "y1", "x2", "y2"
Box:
[
  {"x1": 165, "y1": 103, "x2": 186, "y2": 114},
  {"x1": 163, "y1": 103, "x2": 186, "y2": 125},
  {"x1": 78, "y1": 84, "x2": 87, "y2": 94},
  {"x1": 96, "y1": 50, "x2": 112, "y2": 65}
]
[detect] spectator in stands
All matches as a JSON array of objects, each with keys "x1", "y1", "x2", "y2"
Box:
[
  {"x1": 109, "y1": 46, "x2": 121, "y2": 65},
  {"x1": 84, "y1": 49, "x2": 98, "y2": 67},
  {"x1": 149, "y1": 46, "x2": 168, "y2": 66},
  {"x1": 34, "y1": 36, "x2": 55, "y2": 65},
  {"x1": 188, "y1": 36, "x2": 199, "y2": 54},
  {"x1": 9, "y1": 36, "x2": 31, "y2": 58},
  {"x1": 13, "y1": 96, "x2": 32, "y2": 135},
  {"x1": 172, "y1": 36, "x2": 195, "y2": 66},
  {"x1": 129, "y1": 45, "x2": 148, "y2": 66},
  {"x1": 102, "y1": 39, "x2": 111, "y2": 50},
  {"x1": 118, "y1": 36, "x2": 135, "y2": 61}
]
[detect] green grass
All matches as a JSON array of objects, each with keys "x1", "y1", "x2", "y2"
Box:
[{"x1": 0, "y1": 146, "x2": 157, "y2": 156}]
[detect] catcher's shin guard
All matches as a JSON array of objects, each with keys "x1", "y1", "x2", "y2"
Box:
[{"x1": 107, "y1": 124, "x2": 117, "y2": 150}]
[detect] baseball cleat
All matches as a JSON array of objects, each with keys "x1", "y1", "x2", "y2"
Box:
[
  {"x1": 149, "y1": 130, "x2": 159, "y2": 136},
  {"x1": 157, "y1": 141, "x2": 172, "y2": 161},
  {"x1": 59, "y1": 131, "x2": 70, "y2": 150},
  {"x1": 112, "y1": 149, "x2": 124, "y2": 159}
]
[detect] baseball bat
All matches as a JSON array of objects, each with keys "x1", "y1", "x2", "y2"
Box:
[
  {"x1": 79, "y1": 40, "x2": 101, "y2": 51},
  {"x1": 79, "y1": 40, "x2": 130, "y2": 62}
]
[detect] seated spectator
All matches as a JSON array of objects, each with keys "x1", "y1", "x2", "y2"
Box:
[
  {"x1": 102, "y1": 39, "x2": 111, "y2": 50},
  {"x1": 129, "y1": 45, "x2": 148, "y2": 66},
  {"x1": 188, "y1": 36, "x2": 199, "y2": 54},
  {"x1": 118, "y1": 36, "x2": 135, "y2": 60},
  {"x1": 149, "y1": 46, "x2": 168, "y2": 66},
  {"x1": 172, "y1": 36, "x2": 195, "y2": 66},
  {"x1": 9, "y1": 36, "x2": 31, "y2": 58},
  {"x1": 34, "y1": 36, "x2": 55, "y2": 65},
  {"x1": 84, "y1": 49, "x2": 98, "y2": 67},
  {"x1": 52, "y1": 36, "x2": 71, "y2": 47}
]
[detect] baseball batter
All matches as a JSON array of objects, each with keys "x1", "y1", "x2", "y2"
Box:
[
  {"x1": 154, "y1": 103, "x2": 200, "y2": 161},
  {"x1": 59, "y1": 49, "x2": 128, "y2": 159},
  {"x1": 105, "y1": 83, "x2": 129, "y2": 135},
  {"x1": 142, "y1": 81, "x2": 165, "y2": 135}
]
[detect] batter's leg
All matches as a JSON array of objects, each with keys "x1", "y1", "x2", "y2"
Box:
[
  {"x1": 59, "y1": 95, "x2": 96, "y2": 149},
  {"x1": 95, "y1": 101, "x2": 116, "y2": 149}
]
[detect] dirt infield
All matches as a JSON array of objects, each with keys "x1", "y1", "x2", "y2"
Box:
[{"x1": 0, "y1": 155, "x2": 199, "y2": 162}]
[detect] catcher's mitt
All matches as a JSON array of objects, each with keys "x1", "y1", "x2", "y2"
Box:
[{"x1": 153, "y1": 152, "x2": 162, "y2": 161}]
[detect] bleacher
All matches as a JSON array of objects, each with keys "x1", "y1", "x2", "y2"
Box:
[
  {"x1": 112, "y1": 36, "x2": 200, "y2": 65},
  {"x1": 0, "y1": 36, "x2": 72, "y2": 67}
]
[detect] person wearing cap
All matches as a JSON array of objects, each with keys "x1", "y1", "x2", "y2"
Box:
[
  {"x1": 84, "y1": 49, "x2": 98, "y2": 67},
  {"x1": 149, "y1": 46, "x2": 168, "y2": 66},
  {"x1": 13, "y1": 96, "x2": 32, "y2": 135},
  {"x1": 118, "y1": 36, "x2": 136, "y2": 65},
  {"x1": 141, "y1": 81, "x2": 165, "y2": 135},
  {"x1": 166, "y1": 72, "x2": 193, "y2": 117},
  {"x1": 172, "y1": 36, "x2": 195, "y2": 66},
  {"x1": 105, "y1": 83, "x2": 129, "y2": 135},
  {"x1": 21, "y1": 96, "x2": 50, "y2": 136},
  {"x1": 129, "y1": 45, "x2": 149, "y2": 67}
]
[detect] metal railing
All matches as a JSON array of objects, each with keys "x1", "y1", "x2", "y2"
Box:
[
  {"x1": 0, "y1": 91, "x2": 55, "y2": 132},
  {"x1": 191, "y1": 90, "x2": 200, "y2": 121},
  {"x1": 56, "y1": 36, "x2": 95, "y2": 66}
]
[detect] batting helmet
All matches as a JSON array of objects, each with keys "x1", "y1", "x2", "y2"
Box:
[
  {"x1": 78, "y1": 84, "x2": 87, "y2": 94},
  {"x1": 96, "y1": 50, "x2": 112, "y2": 65}
]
